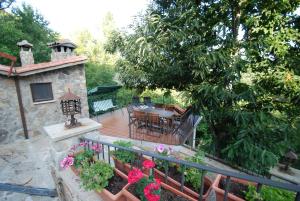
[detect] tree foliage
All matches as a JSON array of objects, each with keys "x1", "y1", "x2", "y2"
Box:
[
  {"x1": 0, "y1": 3, "x2": 58, "y2": 64},
  {"x1": 75, "y1": 13, "x2": 119, "y2": 89},
  {"x1": 107, "y1": 0, "x2": 300, "y2": 174}
]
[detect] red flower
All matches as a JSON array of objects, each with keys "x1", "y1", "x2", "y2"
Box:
[
  {"x1": 143, "y1": 160, "x2": 155, "y2": 169},
  {"x1": 144, "y1": 179, "x2": 161, "y2": 201},
  {"x1": 128, "y1": 168, "x2": 144, "y2": 184}
]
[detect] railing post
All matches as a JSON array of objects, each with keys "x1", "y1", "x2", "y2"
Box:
[
  {"x1": 180, "y1": 165, "x2": 186, "y2": 192},
  {"x1": 223, "y1": 176, "x2": 231, "y2": 201},
  {"x1": 296, "y1": 192, "x2": 300, "y2": 201},
  {"x1": 198, "y1": 170, "x2": 205, "y2": 201}
]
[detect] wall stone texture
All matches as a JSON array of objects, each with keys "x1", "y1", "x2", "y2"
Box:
[
  {"x1": 0, "y1": 77, "x2": 23, "y2": 144},
  {"x1": 0, "y1": 64, "x2": 89, "y2": 144}
]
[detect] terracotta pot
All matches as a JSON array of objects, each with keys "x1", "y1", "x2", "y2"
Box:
[
  {"x1": 123, "y1": 181, "x2": 196, "y2": 201},
  {"x1": 112, "y1": 156, "x2": 135, "y2": 174},
  {"x1": 70, "y1": 165, "x2": 81, "y2": 176},
  {"x1": 212, "y1": 174, "x2": 257, "y2": 201},
  {"x1": 112, "y1": 156, "x2": 149, "y2": 175},
  {"x1": 153, "y1": 168, "x2": 212, "y2": 201},
  {"x1": 96, "y1": 168, "x2": 128, "y2": 201}
]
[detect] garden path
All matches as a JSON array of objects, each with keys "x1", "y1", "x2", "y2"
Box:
[{"x1": 0, "y1": 135, "x2": 58, "y2": 201}]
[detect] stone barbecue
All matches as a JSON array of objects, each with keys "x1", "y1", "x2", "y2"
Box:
[{"x1": 0, "y1": 40, "x2": 89, "y2": 144}]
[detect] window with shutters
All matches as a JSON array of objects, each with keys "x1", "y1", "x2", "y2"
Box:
[{"x1": 30, "y1": 83, "x2": 54, "y2": 102}]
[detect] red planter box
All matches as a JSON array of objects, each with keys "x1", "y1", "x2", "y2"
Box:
[
  {"x1": 153, "y1": 168, "x2": 212, "y2": 201},
  {"x1": 123, "y1": 182, "x2": 196, "y2": 201},
  {"x1": 212, "y1": 174, "x2": 257, "y2": 201}
]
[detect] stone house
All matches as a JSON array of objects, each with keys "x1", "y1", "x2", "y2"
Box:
[{"x1": 0, "y1": 39, "x2": 89, "y2": 144}]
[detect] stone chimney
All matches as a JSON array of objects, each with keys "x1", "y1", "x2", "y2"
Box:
[
  {"x1": 48, "y1": 39, "x2": 76, "y2": 61},
  {"x1": 17, "y1": 40, "x2": 34, "y2": 66}
]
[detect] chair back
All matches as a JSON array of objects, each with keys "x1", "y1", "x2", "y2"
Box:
[
  {"x1": 132, "y1": 96, "x2": 140, "y2": 106},
  {"x1": 133, "y1": 110, "x2": 147, "y2": 122},
  {"x1": 174, "y1": 105, "x2": 185, "y2": 114},
  {"x1": 148, "y1": 113, "x2": 160, "y2": 125},
  {"x1": 165, "y1": 104, "x2": 174, "y2": 111},
  {"x1": 143, "y1": 96, "x2": 152, "y2": 106}
]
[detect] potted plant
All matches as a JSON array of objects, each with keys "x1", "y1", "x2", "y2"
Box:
[
  {"x1": 60, "y1": 142, "x2": 101, "y2": 175},
  {"x1": 80, "y1": 160, "x2": 128, "y2": 201},
  {"x1": 152, "y1": 145, "x2": 212, "y2": 201},
  {"x1": 213, "y1": 174, "x2": 257, "y2": 201},
  {"x1": 111, "y1": 140, "x2": 138, "y2": 173},
  {"x1": 123, "y1": 159, "x2": 195, "y2": 201}
]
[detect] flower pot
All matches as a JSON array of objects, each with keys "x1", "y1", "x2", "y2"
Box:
[
  {"x1": 112, "y1": 156, "x2": 149, "y2": 175},
  {"x1": 96, "y1": 168, "x2": 128, "y2": 201},
  {"x1": 212, "y1": 174, "x2": 257, "y2": 201},
  {"x1": 123, "y1": 182, "x2": 196, "y2": 201},
  {"x1": 153, "y1": 168, "x2": 212, "y2": 201},
  {"x1": 112, "y1": 156, "x2": 135, "y2": 174},
  {"x1": 70, "y1": 165, "x2": 81, "y2": 176}
]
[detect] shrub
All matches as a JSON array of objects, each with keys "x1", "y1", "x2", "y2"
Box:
[
  {"x1": 246, "y1": 185, "x2": 295, "y2": 201},
  {"x1": 112, "y1": 140, "x2": 137, "y2": 163},
  {"x1": 80, "y1": 160, "x2": 114, "y2": 191}
]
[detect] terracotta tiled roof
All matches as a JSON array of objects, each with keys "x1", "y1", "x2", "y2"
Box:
[{"x1": 0, "y1": 56, "x2": 87, "y2": 76}]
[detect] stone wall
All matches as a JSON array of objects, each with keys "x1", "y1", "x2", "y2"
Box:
[
  {"x1": 0, "y1": 64, "x2": 89, "y2": 144},
  {"x1": 19, "y1": 64, "x2": 89, "y2": 136},
  {"x1": 0, "y1": 76, "x2": 23, "y2": 144}
]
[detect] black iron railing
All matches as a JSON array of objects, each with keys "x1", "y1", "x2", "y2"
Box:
[
  {"x1": 80, "y1": 137, "x2": 300, "y2": 201},
  {"x1": 129, "y1": 109, "x2": 196, "y2": 145}
]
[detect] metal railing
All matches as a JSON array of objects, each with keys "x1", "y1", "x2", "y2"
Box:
[
  {"x1": 129, "y1": 109, "x2": 195, "y2": 145},
  {"x1": 80, "y1": 137, "x2": 300, "y2": 201}
]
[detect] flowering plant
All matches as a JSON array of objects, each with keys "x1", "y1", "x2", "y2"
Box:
[
  {"x1": 154, "y1": 144, "x2": 172, "y2": 156},
  {"x1": 154, "y1": 144, "x2": 175, "y2": 172},
  {"x1": 60, "y1": 141, "x2": 102, "y2": 169},
  {"x1": 127, "y1": 160, "x2": 161, "y2": 201}
]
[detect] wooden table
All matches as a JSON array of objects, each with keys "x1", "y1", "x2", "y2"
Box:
[{"x1": 133, "y1": 105, "x2": 175, "y2": 118}]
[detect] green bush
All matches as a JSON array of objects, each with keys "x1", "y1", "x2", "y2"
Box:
[
  {"x1": 74, "y1": 150, "x2": 94, "y2": 169},
  {"x1": 246, "y1": 185, "x2": 295, "y2": 201},
  {"x1": 112, "y1": 140, "x2": 137, "y2": 163},
  {"x1": 80, "y1": 160, "x2": 114, "y2": 191}
]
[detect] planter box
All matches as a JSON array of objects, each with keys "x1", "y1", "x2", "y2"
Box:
[
  {"x1": 123, "y1": 181, "x2": 196, "y2": 201},
  {"x1": 212, "y1": 174, "x2": 257, "y2": 201},
  {"x1": 112, "y1": 156, "x2": 149, "y2": 175},
  {"x1": 71, "y1": 165, "x2": 81, "y2": 176},
  {"x1": 96, "y1": 168, "x2": 128, "y2": 201},
  {"x1": 153, "y1": 168, "x2": 212, "y2": 201}
]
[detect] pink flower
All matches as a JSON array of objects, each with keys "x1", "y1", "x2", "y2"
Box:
[
  {"x1": 60, "y1": 156, "x2": 74, "y2": 169},
  {"x1": 128, "y1": 168, "x2": 144, "y2": 184},
  {"x1": 144, "y1": 179, "x2": 161, "y2": 201},
  {"x1": 70, "y1": 144, "x2": 78, "y2": 151},
  {"x1": 79, "y1": 142, "x2": 87, "y2": 147},
  {"x1": 143, "y1": 160, "x2": 155, "y2": 169},
  {"x1": 91, "y1": 144, "x2": 102, "y2": 153},
  {"x1": 155, "y1": 144, "x2": 165, "y2": 153}
]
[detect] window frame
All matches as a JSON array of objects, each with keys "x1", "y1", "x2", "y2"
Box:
[{"x1": 30, "y1": 82, "x2": 54, "y2": 103}]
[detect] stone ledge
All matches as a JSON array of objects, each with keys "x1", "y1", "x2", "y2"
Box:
[
  {"x1": 43, "y1": 118, "x2": 102, "y2": 142},
  {"x1": 55, "y1": 168, "x2": 102, "y2": 201}
]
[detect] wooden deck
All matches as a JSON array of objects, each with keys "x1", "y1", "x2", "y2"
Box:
[{"x1": 96, "y1": 108, "x2": 182, "y2": 145}]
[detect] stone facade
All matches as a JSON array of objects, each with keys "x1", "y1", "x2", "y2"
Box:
[
  {"x1": 0, "y1": 64, "x2": 89, "y2": 144},
  {"x1": 0, "y1": 77, "x2": 23, "y2": 143}
]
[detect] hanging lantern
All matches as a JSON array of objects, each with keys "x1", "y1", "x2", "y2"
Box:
[{"x1": 59, "y1": 89, "x2": 81, "y2": 128}]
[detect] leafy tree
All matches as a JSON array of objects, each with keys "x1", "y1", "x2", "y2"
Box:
[
  {"x1": 107, "y1": 0, "x2": 300, "y2": 174},
  {"x1": 0, "y1": 3, "x2": 58, "y2": 65},
  {"x1": 75, "y1": 13, "x2": 119, "y2": 89}
]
